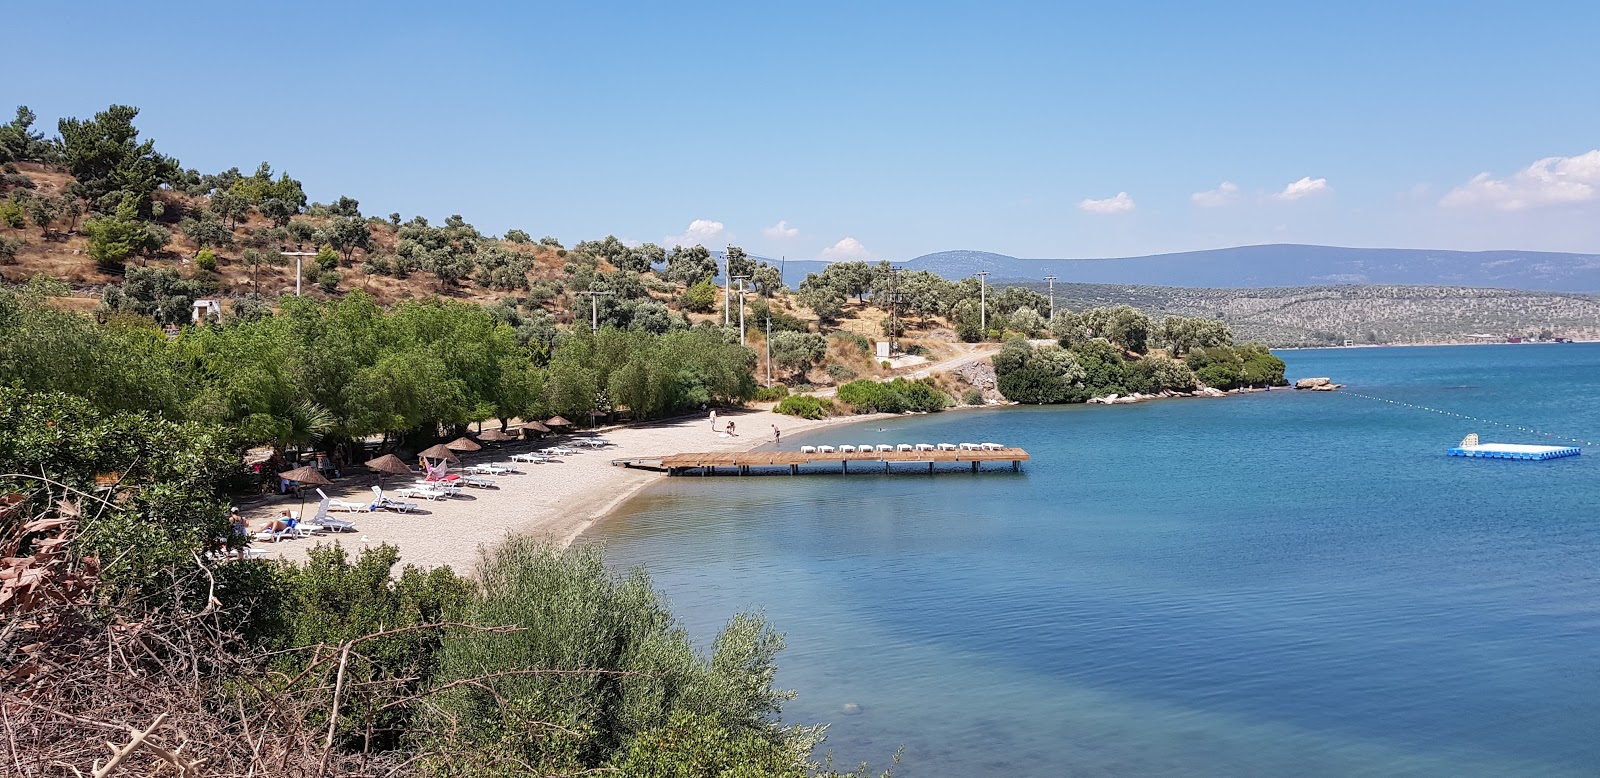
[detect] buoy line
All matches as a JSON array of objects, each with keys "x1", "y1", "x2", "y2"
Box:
[{"x1": 1336, "y1": 390, "x2": 1597, "y2": 447}]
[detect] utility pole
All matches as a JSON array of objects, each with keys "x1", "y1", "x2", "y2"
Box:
[
  {"x1": 722, "y1": 247, "x2": 731, "y2": 327},
  {"x1": 975, "y1": 271, "x2": 990, "y2": 333},
  {"x1": 731, "y1": 275, "x2": 750, "y2": 345},
  {"x1": 765, "y1": 308, "x2": 772, "y2": 387},
  {"x1": 1044, "y1": 274, "x2": 1057, "y2": 321},
  {"x1": 887, "y1": 263, "x2": 903, "y2": 354},
  {"x1": 575, "y1": 290, "x2": 615, "y2": 332},
  {"x1": 280, "y1": 247, "x2": 317, "y2": 297}
]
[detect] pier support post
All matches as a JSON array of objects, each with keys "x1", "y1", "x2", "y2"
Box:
[
  {"x1": 929, "y1": 461, "x2": 934, "y2": 474},
  {"x1": 842, "y1": 460, "x2": 848, "y2": 474},
  {"x1": 790, "y1": 464, "x2": 798, "y2": 476},
  {"x1": 709, "y1": 466, "x2": 716, "y2": 476},
  {"x1": 972, "y1": 461, "x2": 979, "y2": 473},
  {"x1": 1012, "y1": 460, "x2": 1019, "y2": 472},
  {"x1": 885, "y1": 461, "x2": 890, "y2": 473}
]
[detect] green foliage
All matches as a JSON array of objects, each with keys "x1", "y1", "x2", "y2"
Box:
[
  {"x1": 753, "y1": 385, "x2": 789, "y2": 402},
  {"x1": 1154, "y1": 315, "x2": 1233, "y2": 355},
  {"x1": 546, "y1": 327, "x2": 755, "y2": 420},
  {"x1": 0, "y1": 289, "x2": 190, "y2": 413},
  {"x1": 768, "y1": 331, "x2": 827, "y2": 380},
  {"x1": 825, "y1": 364, "x2": 857, "y2": 382},
  {"x1": 750, "y1": 297, "x2": 809, "y2": 334},
  {"x1": 1184, "y1": 343, "x2": 1287, "y2": 389},
  {"x1": 100, "y1": 266, "x2": 203, "y2": 325},
  {"x1": 179, "y1": 209, "x2": 232, "y2": 250},
  {"x1": 194, "y1": 246, "x2": 217, "y2": 271},
  {"x1": 612, "y1": 711, "x2": 809, "y2": 777},
  {"x1": 314, "y1": 243, "x2": 339, "y2": 270},
  {"x1": 0, "y1": 235, "x2": 23, "y2": 264},
  {"x1": 1008, "y1": 305, "x2": 1046, "y2": 336},
  {"x1": 273, "y1": 543, "x2": 472, "y2": 750},
  {"x1": 992, "y1": 339, "x2": 1088, "y2": 404},
  {"x1": 1129, "y1": 353, "x2": 1197, "y2": 392},
  {"x1": 961, "y1": 387, "x2": 985, "y2": 405},
  {"x1": 1079, "y1": 305, "x2": 1152, "y2": 354},
  {"x1": 430, "y1": 539, "x2": 795, "y2": 772},
  {"x1": 57, "y1": 104, "x2": 179, "y2": 213},
  {"x1": 82, "y1": 195, "x2": 169, "y2": 268},
  {"x1": 797, "y1": 275, "x2": 845, "y2": 322},
  {"x1": 836, "y1": 378, "x2": 951, "y2": 414},
  {"x1": 0, "y1": 105, "x2": 58, "y2": 164},
  {"x1": 774, "y1": 394, "x2": 831, "y2": 419},
  {"x1": 503, "y1": 228, "x2": 532, "y2": 243},
  {"x1": 0, "y1": 198, "x2": 23, "y2": 229},
  {"x1": 679, "y1": 278, "x2": 719, "y2": 313},
  {"x1": 0, "y1": 386, "x2": 243, "y2": 603},
  {"x1": 317, "y1": 269, "x2": 342, "y2": 293},
  {"x1": 665, "y1": 244, "x2": 717, "y2": 285}
]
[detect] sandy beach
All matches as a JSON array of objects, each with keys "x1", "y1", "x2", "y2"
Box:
[{"x1": 241, "y1": 407, "x2": 875, "y2": 571}]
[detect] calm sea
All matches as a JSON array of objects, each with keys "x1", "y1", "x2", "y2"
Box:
[{"x1": 585, "y1": 344, "x2": 1600, "y2": 776}]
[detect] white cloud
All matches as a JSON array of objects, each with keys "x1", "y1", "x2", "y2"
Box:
[
  {"x1": 1274, "y1": 176, "x2": 1329, "y2": 201},
  {"x1": 762, "y1": 219, "x2": 799, "y2": 239},
  {"x1": 1191, "y1": 181, "x2": 1240, "y2": 207},
  {"x1": 1078, "y1": 192, "x2": 1136, "y2": 214},
  {"x1": 1440, "y1": 150, "x2": 1600, "y2": 211},
  {"x1": 619, "y1": 238, "x2": 642, "y2": 248},
  {"x1": 819, "y1": 237, "x2": 872, "y2": 261},
  {"x1": 663, "y1": 218, "x2": 726, "y2": 247}
]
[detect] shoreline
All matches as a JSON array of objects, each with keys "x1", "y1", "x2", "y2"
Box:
[{"x1": 243, "y1": 407, "x2": 889, "y2": 571}]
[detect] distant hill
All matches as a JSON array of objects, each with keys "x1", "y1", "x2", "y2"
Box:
[
  {"x1": 781, "y1": 245, "x2": 1600, "y2": 293},
  {"x1": 1008, "y1": 281, "x2": 1600, "y2": 346}
]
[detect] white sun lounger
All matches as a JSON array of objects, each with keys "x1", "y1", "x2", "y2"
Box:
[
  {"x1": 541, "y1": 446, "x2": 578, "y2": 456},
  {"x1": 959, "y1": 443, "x2": 981, "y2": 451},
  {"x1": 800, "y1": 445, "x2": 817, "y2": 454},
  {"x1": 371, "y1": 486, "x2": 417, "y2": 513},
  {"x1": 914, "y1": 443, "x2": 935, "y2": 452},
  {"x1": 818, "y1": 445, "x2": 836, "y2": 453},
  {"x1": 307, "y1": 494, "x2": 357, "y2": 532},
  {"x1": 860, "y1": 444, "x2": 877, "y2": 453},
  {"x1": 509, "y1": 452, "x2": 550, "y2": 463},
  {"x1": 937, "y1": 443, "x2": 958, "y2": 451},
  {"x1": 458, "y1": 475, "x2": 498, "y2": 488},
  {"x1": 875, "y1": 444, "x2": 893, "y2": 453},
  {"x1": 397, "y1": 484, "x2": 448, "y2": 501},
  {"x1": 980, "y1": 442, "x2": 1005, "y2": 451},
  {"x1": 464, "y1": 463, "x2": 511, "y2": 476},
  {"x1": 896, "y1": 444, "x2": 914, "y2": 452},
  {"x1": 318, "y1": 488, "x2": 373, "y2": 513},
  {"x1": 839, "y1": 445, "x2": 857, "y2": 453}
]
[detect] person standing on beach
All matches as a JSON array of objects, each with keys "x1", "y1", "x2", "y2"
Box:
[
  {"x1": 710, "y1": 408, "x2": 717, "y2": 431},
  {"x1": 772, "y1": 424, "x2": 781, "y2": 445}
]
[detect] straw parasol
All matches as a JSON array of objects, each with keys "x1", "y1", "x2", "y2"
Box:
[
  {"x1": 278, "y1": 466, "x2": 331, "y2": 516},
  {"x1": 417, "y1": 443, "x2": 459, "y2": 462},
  {"x1": 545, "y1": 416, "x2": 573, "y2": 428},
  {"x1": 476, "y1": 428, "x2": 514, "y2": 442},
  {"x1": 521, "y1": 420, "x2": 551, "y2": 434},
  {"x1": 365, "y1": 454, "x2": 414, "y2": 488},
  {"x1": 446, "y1": 436, "x2": 481, "y2": 452}
]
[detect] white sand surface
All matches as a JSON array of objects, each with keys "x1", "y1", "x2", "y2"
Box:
[{"x1": 241, "y1": 408, "x2": 872, "y2": 571}]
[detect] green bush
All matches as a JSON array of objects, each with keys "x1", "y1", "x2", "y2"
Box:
[
  {"x1": 679, "y1": 278, "x2": 719, "y2": 313},
  {"x1": 775, "y1": 394, "x2": 830, "y2": 419},
  {"x1": 832, "y1": 331, "x2": 872, "y2": 354},
  {"x1": 754, "y1": 384, "x2": 789, "y2": 402},
  {"x1": 318, "y1": 269, "x2": 342, "y2": 293},
  {"x1": 836, "y1": 378, "x2": 951, "y2": 414},
  {"x1": 194, "y1": 246, "x2": 217, "y2": 271},
  {"x1": 429, "y1": 539, "x2": 795, "y2": 771},
  {"x1": 962, "y1": 387, "x2": 985, "y2": 405},
  {"x1": 826, "y1": 363, "x2": 857, "y2": 381},
  {"x1": 0, "y1": 198, "x2": 23, "y2": 228}
]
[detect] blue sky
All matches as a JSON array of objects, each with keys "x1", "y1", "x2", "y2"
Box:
[{"x1": 11, "y1": 1, "x2": 1600, "y2": 259}]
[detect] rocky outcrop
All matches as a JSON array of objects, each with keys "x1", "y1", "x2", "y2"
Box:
[
  {"x1": 1294, "y1": 376, "x2": 1344, "y2": 391},
  {"x1": 953, "y1": 359, "x2": 1005, "y2": 404}
]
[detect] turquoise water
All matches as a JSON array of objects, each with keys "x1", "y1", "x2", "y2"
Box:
[{"x1": 585, "y1": 345, "x2": 1600, "y2": 776}]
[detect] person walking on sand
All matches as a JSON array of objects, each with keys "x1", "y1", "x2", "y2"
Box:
[
  {"x1": 772, "y1": 424, "x2": 781, "y2": 445},
  {"x1": 710, "y1": 408, "x2": 717, "y2": 431}
]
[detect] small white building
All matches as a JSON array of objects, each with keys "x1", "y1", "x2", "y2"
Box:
[{"x1": 192, "y1": 299, "x2": 222, "y2": 324}]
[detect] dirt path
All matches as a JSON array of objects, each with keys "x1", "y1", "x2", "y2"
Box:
[{"x1": 812, "y1": 342, "x2": 1003, "y2": 397}]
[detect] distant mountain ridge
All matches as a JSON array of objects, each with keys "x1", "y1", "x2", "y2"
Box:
[{"x1": 778, "y1": 245, "x2": 1600, "y2": 293}]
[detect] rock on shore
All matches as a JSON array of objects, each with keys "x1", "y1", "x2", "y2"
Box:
[{"x1": 1294, "y1": 377, "x2": 1343, "y2": 391}]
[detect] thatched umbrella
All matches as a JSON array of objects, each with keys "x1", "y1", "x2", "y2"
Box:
[
  {"x1": 545, "y1": 416, "x2": 573, "y2": 429},
  {"x1": 417, "y1": 443, "x2": 459, "y2": 463},
  {"x1": 365, "y1": 454, "x2": 414, "y2": 488},
  {"x1": 521, "y1": 421, "x2": 551, "y2": 435},
  {"x1": 446, "y1": 436, "x2": 481, "y2": 452},
  {"x1": 278, "y1": 466, "x2": 331, "y2": 516},
  {"x1": 476, "y1": 428, "x2": 514, "y2": 443}
]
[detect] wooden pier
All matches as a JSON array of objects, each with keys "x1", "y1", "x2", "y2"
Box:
[{"x1": 612, "y1": 447, "x2": 1030, "y2": 475}]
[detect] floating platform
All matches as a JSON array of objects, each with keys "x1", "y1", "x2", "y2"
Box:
[
  {"x1": 613, "y1": 447, "x2": 1030, "y2": 475},
  {"x1": 1446, "y1": 443, "x2": 1582, "y2": 461}
]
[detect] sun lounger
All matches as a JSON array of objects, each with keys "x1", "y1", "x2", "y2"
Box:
[
  {"x1": 980, "y1": 442, "x2": 1005, "y2": 451},
  {"x1": 875, "y1": 444, "x2": 893, "y2": 453},
  {"x1": 396, "y1": 484, "x2": 448, "y2": 501},
  {"x1": 318, "y1": 488, "x2": 374, "y2": 513},
  {"x1": 307, "y1": 493, "x2": 357, "y2": 532},
  {"x1": 839, "y1": 445, "x2": 856, "y2": 453},
  {"x1": 509, "y1": 452, "x2": 548, "y2": 463},
  {"x1": 800, "y1": 445, "x2": 817, "y2": 454},
  {"x1": 896, "y1": 444, "x2": 914, "y2": 452},
  {"x1": 818, "y1": 445, "x2": 836, "y2": 453},
  {"x1": 369, "y1": 486, "x2": 417, "y2": 513},
  {"x1": 860, "y1": 444, "x2": 877, "y2": 452},
  {"x1": 541, "y1": 446, "x2": 578, "y2": 456},
  {"x1": 937, "y1": 443, "x2": 958, "y2": 451},
  {"x1": 914, "y1": 443, "x2": 935, "y2": 451},
  {"x1": 464, "y1": 463, "x2": 512, "y2": 476},
  {"x1": 959, "y1": 443, "x2": 981, "y2": 451},
  {"x1": 458, "y1": 475, "x2": 498, "y2": 488}
]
